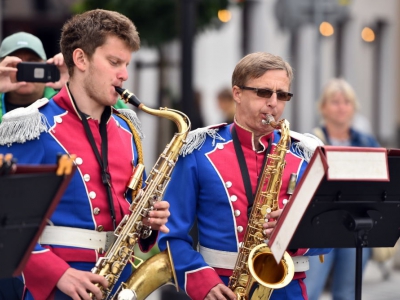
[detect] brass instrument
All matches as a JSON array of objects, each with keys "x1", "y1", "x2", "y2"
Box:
[
  {"x1": 91, "y1": 87, "x2": 191, "y2": 300},
  {"x1": 228, "y1": 115, "x2": 295, "y2": 300}
]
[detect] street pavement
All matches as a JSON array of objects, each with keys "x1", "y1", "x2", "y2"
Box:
[
  {"x1": 146, "y1": 257, "x2": 400, "y2": 300},
  {"x1": 320, "y1": 259, "x2": 400, "y2": 300}
]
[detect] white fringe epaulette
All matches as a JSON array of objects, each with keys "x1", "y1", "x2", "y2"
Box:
[
  {"x1": 290, "y1": 130, "x2": 324, "y2": 163},
  {"x1": 117, "y1": 109, "x2": 145, "y2": 140},
  {"x1": 0, "y1": 98, "x2": 50, "y2": 146},
  {"x1": 180, "y1": 126, "x2": 225, "y2": 157}
]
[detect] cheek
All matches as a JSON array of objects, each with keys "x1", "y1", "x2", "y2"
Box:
[{"x1": 276, "y1": 101, "x2": 286, "y2": 113}]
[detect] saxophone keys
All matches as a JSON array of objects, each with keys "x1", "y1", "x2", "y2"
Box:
[
  {"x1": 238, "y1": 274, "x2": 249, "y2": 287},
  {"x1": 254, "y1": 232, "x2": 264, "y2": 240},
  {"x1": 261, "y1": 205, "x2": 271, "y2": 216}
]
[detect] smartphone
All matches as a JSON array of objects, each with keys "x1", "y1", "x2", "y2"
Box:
[{"x1": 17, "y1": 62, "x2": 60, "y2": 83}]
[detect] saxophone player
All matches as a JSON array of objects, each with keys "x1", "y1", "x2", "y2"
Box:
[
  {"x1": 158, "y1": 52, "x2": 331, "y2": 300},
  {"x1": 0, "y1": 9, "x2": 170, "y2": 300}
]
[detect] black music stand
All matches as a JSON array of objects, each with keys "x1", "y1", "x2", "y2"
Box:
[
  {"x1": 0, "y1": 162, "x2": 76, "y2": 279},
  {"x1": 288, "y1": 150, "x2": 400, "y2": 300}
]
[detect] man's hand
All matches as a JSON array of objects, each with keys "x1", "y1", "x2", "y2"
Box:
[
  {"x1": 205, "y1": 283, "x2": 236, "y2": 300},
  {"x1": 143, "y1": 200, "x2": 170, "y2": 233},
  {"x1": 46, "y1": 52, "x2": 69, "y2": 89},
  {"x1": 262, "y1": 208, "x2": 283, "y2": 239},
  {"x1": 56, "y1": 268, "x2": 109, "y2": 300},
  {"x1": 0, "y1": 56, "x2": 27, "y2": 93}
]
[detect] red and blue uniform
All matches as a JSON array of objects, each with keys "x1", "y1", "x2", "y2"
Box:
[
  {"x1": 158, "y1": 122, "x2": 330, "y2": 300},
  {"x1": 0, "y1": 86, "x2": 156, "y2": 299}
]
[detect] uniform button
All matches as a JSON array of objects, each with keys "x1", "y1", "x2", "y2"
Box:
[
  {"x1": 75, "y1": 157, "x2": 83, "y2": 165},
  {"x1": 89, "y1": 191, "x2": 96, "y2": 199},
  {"x1": 283, "y1": 199, "x2": 288, "y2": 205},
  {"x1": 230, "y1": 195, "x2": 237, "y2": 202},
  {"x1": 93, "y1": 207, "x2": 100, "y2": 215},
  {"x1": 237, "y1": 226, "x2": 243, "y2": 233},
  {"x1": 225, "y1": 181, "x2": 232, "y2": 188},
  {"x1": 83, "y1": 174, "x2": 90, "y2": 182},
  {"x1": 217, "y1": 143, "x2": 224, "y2": 150},
  {"x1": 55, "y1": 116, "x2": 62, "y2": 123},
  {"x1": 234, "y1": 210, "x2": 241, "y2": 217},
  {"x1": 97, "y1": 225, "x2": 104, "y2": 232}
]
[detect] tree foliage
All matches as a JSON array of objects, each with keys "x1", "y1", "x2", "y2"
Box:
[{"x1": 73, "y1": 0, "x2": 229, "y2": 48}]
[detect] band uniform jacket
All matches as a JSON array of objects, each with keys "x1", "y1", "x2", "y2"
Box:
[
  {"x1": 158, "y1": 122, "x2": 331, "y2": 300},
  {"x1": 0, "y1": 86, "x2": 156, "y2": 299}
]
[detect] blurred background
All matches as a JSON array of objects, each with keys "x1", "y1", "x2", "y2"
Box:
[
  {"x1": 1, "y1": 0, "x2": 399, "y2": 168},
  {"x1": 2, "y1": 1, "x2": 400, "y2": 299}
]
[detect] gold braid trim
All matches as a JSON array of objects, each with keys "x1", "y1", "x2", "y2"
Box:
[{"x1": 116, "y1": 112, "x2": 144, "y2": 199}]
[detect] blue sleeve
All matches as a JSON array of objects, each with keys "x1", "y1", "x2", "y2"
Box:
[
  {"x1": 158, "y1": 152, "x2": 211, "y2": 290},
  {"x1": 0, "y1": 138, "x2": 46, "y2": 164}
]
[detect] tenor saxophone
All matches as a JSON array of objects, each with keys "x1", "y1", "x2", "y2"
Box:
[
  {"x1": 91, "y1": 87, "x2": 191, "y2": 300},
  {"x1": 228, "y1": 115, "x2": 295, "y2": 300}
]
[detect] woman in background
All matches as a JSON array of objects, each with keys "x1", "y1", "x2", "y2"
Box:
[{"x1": 305, "y1": 78, "x2": 379, "y2": 300}]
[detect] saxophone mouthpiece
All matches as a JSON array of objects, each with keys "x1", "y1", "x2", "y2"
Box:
[
  {"x1": 262, "y1": 114, "x2": 275, "y2": 125},
  {"x1": 115, "y1": 86, "x2": 142, "y2": 108}
]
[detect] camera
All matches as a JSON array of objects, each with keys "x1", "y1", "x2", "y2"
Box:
[{"x1": 17, "y1": 62, "x2": 60, "y2": 83}]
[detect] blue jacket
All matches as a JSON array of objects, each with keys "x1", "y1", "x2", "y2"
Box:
[
  {"x1": 0, "y1": 86, "x2": 154, "y2": 299},
  {"x1": 314, "y1": 126, "x2": 380, "y2": 147},
  {"x1": 158, "y1": 122, "x2": 330, "y2": 300}
]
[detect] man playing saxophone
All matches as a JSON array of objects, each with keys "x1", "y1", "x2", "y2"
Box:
[
  {"x1": 158, "y1": 52, "x2": 330, "y2": 300},
  {"x1": 0, "y1": 9, "x2": 170, "y2": 300}
]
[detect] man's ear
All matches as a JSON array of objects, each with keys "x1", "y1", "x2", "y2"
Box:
[
  {"x1": 72, "y1": 48, "x2": 87, "y2": 72},
  {"x1": 232, "y1": 85, "x2": 242, "y2": 104}
]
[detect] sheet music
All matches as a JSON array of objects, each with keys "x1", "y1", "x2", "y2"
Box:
[
  {"x1": 269, "y1": 148, "x2": 326, "y2": 263},
  {"x1": 269, "y1": 146, "x2": 390, "y2": 263},
  {"x1": 326, "y1": 149, "x2": 388, "y2": 181}
]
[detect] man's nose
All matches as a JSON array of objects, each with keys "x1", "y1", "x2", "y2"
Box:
[{"x1": 118, "y1": 67, "x2": 128, "y2": 81}]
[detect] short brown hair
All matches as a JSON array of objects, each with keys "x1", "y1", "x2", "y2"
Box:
[
  {"x1": 60, "y1": 9, "x2": 140, "y2": 76},
  {"x1": 232, "y1": 52, "x2": 293, "y2": 87}
]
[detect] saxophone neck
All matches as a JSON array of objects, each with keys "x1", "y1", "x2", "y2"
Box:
[
  {"x1": 141, "y1": 106, "x2": 191, "y2": 136},
  {"x1": 115, "y1": 87, "x2": 191, "y2": 135}
]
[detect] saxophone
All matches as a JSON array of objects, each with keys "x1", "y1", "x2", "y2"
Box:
[
  {"x1": 228, "y1": 115, "x2": 295, "y2": 300},
  {"x1": 91, "y1": 87, "x2": 191, "y2": 300}
]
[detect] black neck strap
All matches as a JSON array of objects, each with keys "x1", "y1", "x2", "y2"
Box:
[
  {"x1": 70, "y1": 92, "x2": 117, "y2": 229},
  {"x1": 231, "y1": 125, "x2": 272, "y2": 217}
]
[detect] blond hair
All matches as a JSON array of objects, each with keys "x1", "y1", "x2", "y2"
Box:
[{"x1": 318, "y1": 78, "x2": 360, "y2": 112}]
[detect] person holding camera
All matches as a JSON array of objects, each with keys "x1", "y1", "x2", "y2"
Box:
[
  {"x1": 0, "y1": 32, "x2": 128, "y2": 125},
  {"x1": 0, "y1": 32, "x2": 70, "y2": 123}
]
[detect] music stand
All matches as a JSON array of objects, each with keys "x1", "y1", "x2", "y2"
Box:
[
  {"x1": 0, "y1": 162, "x2": 76, "y2": 279},
  {"x1": 285, "y1": 148, "x2": 400, "y2": 300}
]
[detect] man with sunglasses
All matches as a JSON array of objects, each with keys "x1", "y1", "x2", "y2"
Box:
[{"x1": 158, "y1": 52, "x2": 330, "y2": 300}]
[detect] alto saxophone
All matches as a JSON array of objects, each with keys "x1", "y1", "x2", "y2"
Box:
[
  {"x1": 91, "y1": 87, "x2": 191, "y2": 300},
  {"x1": 228, "y1": 115, "x2": 295, "y2": 300}
]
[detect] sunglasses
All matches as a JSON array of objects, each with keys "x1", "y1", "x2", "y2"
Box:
[{"x1": 239, "y1": 86, "x2": 293, "y2": 101}]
